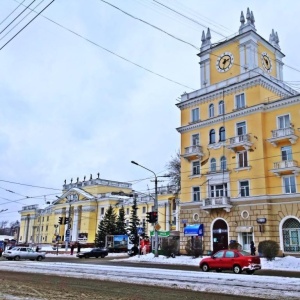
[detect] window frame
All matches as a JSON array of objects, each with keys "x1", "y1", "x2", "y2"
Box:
[
  {"x1": 237, "y1": 151, "x2": 248, "y2": 168},
  {"x1": 235, "y1": 93, "x2": 246, "y2": 109},
  {"x1": 219, "y1": 126, "x2": 226, "y2": 142},
  {"x1": 192, "y1": 133, "x2": 199, "y2": 146},
  {"x1": 220, "y1": 156, "x2": 227, "y2": 171},
  {"x1": 192, "y1": 186, "x2": 200, "y2": 202},
  {"x1": 281, "y1": 146, "x2": 292, "y2": 161},
  {"x1": 210, "y1": 158, "x2": 217, "y2": 172},
  {"x1": 277, "y1": 114, "x2": 290, "y2": 129},
  {"x1": 239, "y1": 180, "x2": 250, "y2": 197},
  {"x1": 283, "y1": 176, "x2": 296, "y2": 194},
  {"x1": 209, "y1": 103, "x2": 214, "y2": 118},
  {"x1": 218, "y1": 100, "x2": 225, "y2": 115},
  {"x1": 192, "y1": 160, "x2": 200, "y2": 176},
  {"x1": 191, "y1": 108, "x2": 199, "y2": 122},
  {"x1": 209, "y1": 129, "x2": 216, "y2": 144}
]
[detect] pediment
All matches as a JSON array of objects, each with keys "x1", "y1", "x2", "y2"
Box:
[{"x1": 53, "y1": 187, "x2": 94, "y2": 205}]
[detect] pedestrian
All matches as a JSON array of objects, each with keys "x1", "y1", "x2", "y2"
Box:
[
  {"x1": 0, "y1": 247, "x2": 3, "y2": 257},
  {"x1": 77, "y1": 242, "x2": 81, "y2": 253},
  {"x1": 70, "y1": 243, "x2": 75, "y2": 255},
  {"x1": 250, "y1": 241, "x2": 256, "y2": 256},
  {"x1": 36, "y1": 245, "x2": 39, "y2": 252}
]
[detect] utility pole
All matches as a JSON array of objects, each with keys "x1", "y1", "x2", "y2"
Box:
[{"x1": 65, "y1": 198, "x2": 71, "y2": 252}]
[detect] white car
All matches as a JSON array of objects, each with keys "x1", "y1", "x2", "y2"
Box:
[{"x1": 3, "y1": 247, "x2": 46, "y2": 261}]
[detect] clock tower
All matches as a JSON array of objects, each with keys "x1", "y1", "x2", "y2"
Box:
[{"x1": 177, "y1": 8, "x2": 300, "y2": 256}]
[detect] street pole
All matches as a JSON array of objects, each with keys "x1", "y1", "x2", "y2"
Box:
[
  {"x1": 131, "y1": 161, "x2": 159, "y2": 257},
  {"x1": 65, "y1": 200, "x2": 71, "y2": 252}
]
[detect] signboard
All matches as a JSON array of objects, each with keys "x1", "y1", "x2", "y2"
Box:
[
  {"x1": 65, "y1": 236, "x2": 70, "y2": 242},
  {"x1": 181, "y1": 219, "x2": 188, "y2": 224},
  {"x1": 78, "y1": 232, "x2": 88, "y2": 242},
  {"x1": 150, "y1": 230, "x2": 170, "y2": 237},
  {"x1": 56, "y1": 235, "x2": 61, "y2": 241},
  {"x1": 257, "y1": 218, "x2": 267, "y2": 224}
]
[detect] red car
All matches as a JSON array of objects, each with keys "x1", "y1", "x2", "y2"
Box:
[{"x1": 199, "y1": 249, "x2": 261, "y2": 274}]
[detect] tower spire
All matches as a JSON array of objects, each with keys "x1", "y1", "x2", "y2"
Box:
[{"x1": 239, "y1": 8, "x2": 257, "y2": 33}]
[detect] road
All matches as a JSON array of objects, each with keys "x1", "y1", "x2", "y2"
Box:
[
  {"x1": 0, "y1": 258, "x2": 300, "y2": 299},
  {"x1": 44, "y1": 255, "x2": 300, "y2": 278}
]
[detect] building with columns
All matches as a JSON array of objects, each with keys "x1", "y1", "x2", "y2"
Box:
[
  {"x1": 18, "y1": 175, "x2": 180, "y2": 246},
  {"x1": 177, "y1": 8, "x2": 300, "y2": 255}
]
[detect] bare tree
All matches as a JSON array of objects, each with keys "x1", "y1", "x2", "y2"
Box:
[{"x1": 165, "y1": 150, "x2": 181, "y2": 191}]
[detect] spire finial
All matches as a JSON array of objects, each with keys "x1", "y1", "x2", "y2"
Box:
[
  {"x1": 240, "y1": 11, "x2": 245, "y2": 24},
  {"x1": 246, "y1": 7, "x2": 251, "y2": 23},
  {"x1": 275, "y1": 31, "x2": 279, "y2": 43},
  {"x1": 250, "y1": 11, "x2": 255, "y2": 26},
  {"x1": 206, "y1": 28, "x2": 211, "y2": 41},
  {"x1": 201, "y1": 30, "x2": 206, "y2": 43}
]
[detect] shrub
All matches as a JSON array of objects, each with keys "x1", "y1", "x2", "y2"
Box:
[
  {"x1": 258, "y1": 240, "x2": 279, "y2": 261},
  {"x1": 185, "y1": 238, "x2": 203, "y2": 258},
  {"x1": 161, "y1": 238, "x2": 178, "y2": 258},
  {"x1": 228, "y1": 241, "x2": 242, "y2": 250}
]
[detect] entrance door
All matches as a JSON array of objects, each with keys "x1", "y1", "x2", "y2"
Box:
[{"x1": 212, "y1": 219, "x2": 228, "y2": 254}]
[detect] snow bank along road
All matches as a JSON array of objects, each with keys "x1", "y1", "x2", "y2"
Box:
[{"x1": 0, "y1": 261, "x2": 299, "y2": 300}]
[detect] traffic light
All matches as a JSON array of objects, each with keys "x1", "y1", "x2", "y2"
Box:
[
  {"x1": 58, "y1": 217, "x2": 63, "y2": 225},
  {"x1": 146, "y1": 212, "x2": 151, "y2": 223},
  {"x1": 64, "y1": 217, "x2": 69, "y2": 225},
  {"x1": 150, "y1": 211, "x2": 158, "y2": 223}
]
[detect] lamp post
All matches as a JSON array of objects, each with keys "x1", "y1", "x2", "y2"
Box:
[{"x1": 131, "y1": 161, "x2": 159, "y2": 257}]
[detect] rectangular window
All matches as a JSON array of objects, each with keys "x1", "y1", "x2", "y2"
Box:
[
  {"x1": 45, "y1": 236, "x2": 47, "y2": 242},
  {"x1": 191, "y1": 108, "x2": 199, "y2": 122},
  {"x1": 282, "y1": 146, "x2": 292, "y2": 161},
  {"x1": 101, "y1": 207, "x2": 104, "y2": 215},
  {"x1": 210, "y1": 184, "x2": 228, "y2": 198},
  {"x1": 236, "y1": 93, "x2": 245, "y2": 109},
  {"x1": 278, "y1": 114, "x2": 290, "y2": 129},
  {"x1": 237, "y1": 151, "x2": 248, "y2": 168},
  {"x1": 46, "y1": 225, "x2": 48, "y2": 232},
  {"x1": 240, "y1": 180, "x2": 250, "y2": 197},
  {"x1": 47, "y1": 216, "x2": 49, "y2": 221},
  {"x1": 192, "y1": 134, "x2": 199, "y2": 146},
  {"x1": 41, "y1": 226, "x2": 43, "y2": 232},
  {"x1": 142, "y1": 207, "x2": 146, "y2": 213},
  {"x1": 193, "y1": 187, "x2": 200, "y2": 202},
  {"x1": 192, "y1": 161, "x2": 200, "y2": 175},
  {"x1": 237, "y1": 121, "x2": 246, "y2": 136},
  {"x1": 284, "y1": 176, "x2": 296, "y2": 194}
]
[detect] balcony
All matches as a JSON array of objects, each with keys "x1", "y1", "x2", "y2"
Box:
[
  {"x1": 182, "y1": 145, "x2": 204, "y2": 161},
  {"x1": 267, "y1": 127, "x2": 298, "y2": 147},
  {"x1": 201, "y1": 196, "x2": 232, "y2": 213},
  {"x1": 270, "y1": 160, "x2": 300, "y2": 176},
  {"x1": 226, "y1": 134, "x2": 253, "y2": 152}
]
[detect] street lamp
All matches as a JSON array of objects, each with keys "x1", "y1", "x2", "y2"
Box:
[{"x1": 131, "y1": 161, "x2": 159, "y2": 257}]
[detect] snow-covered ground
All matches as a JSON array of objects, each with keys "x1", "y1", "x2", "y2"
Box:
[{"x1": 1, "y1": 249, "x2": 300, "y2": 299}]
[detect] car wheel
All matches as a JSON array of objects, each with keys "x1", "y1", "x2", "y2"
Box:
[
  {"x1": 233, "y1": 265, "x2": 242, "y2": 274},
  {"x1": 36, "y1": 256, "x2": 43, "y2": 261},
  {"x1": 246, "y1": 270, "x2": 255, "y2": 275},
  {"x1": 14, "y1": 256, "x2": 20, "y2": 261},
  {"x1": 201, "y1": 263, "x2": 209, "y2": 272},
  {"x1": 100, "y1": 254, "x2": 105, "y2": 258}
]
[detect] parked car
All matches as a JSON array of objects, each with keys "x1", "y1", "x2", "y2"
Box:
[
  {"x1": 199, "y1": 249, "x2": 261, "y2": 274},
  {"x1": 76, "y1": 248, "x2": 108, "y2": 259},
  {"x1": 3, "y1": 247, "x2": 46, "y2": 261}
]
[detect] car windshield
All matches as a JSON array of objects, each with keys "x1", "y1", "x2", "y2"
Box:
[{"x1": 238, "y1": 250, "x2": 251, "y2": 256}]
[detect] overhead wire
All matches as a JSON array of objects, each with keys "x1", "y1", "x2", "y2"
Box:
[{"x1": 0, "y1": 0, "x2": 26, "y2": 26}]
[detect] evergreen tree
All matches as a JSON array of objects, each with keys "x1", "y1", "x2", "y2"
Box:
[
  {"x1": 127, "y1": 195, "x2": 140, "y2": 245},
  {"x1": 94, "y1": 205, "x2": 117, "y2": 247},
  {"x1": 115, "y1": 205, "x2": 127, "y2": 235}
]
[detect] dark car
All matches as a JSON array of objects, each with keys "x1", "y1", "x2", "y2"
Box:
[
  {"x1": 76, "y1": 248, "x2": 108, "y2": 259},
  {"x1": 199, "y1": 249, "x2": 261, "y2": 274}
]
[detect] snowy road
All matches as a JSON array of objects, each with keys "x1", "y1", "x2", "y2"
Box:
[{"x1": 0, "y1": 261, "x2": 299, "y2": 299}]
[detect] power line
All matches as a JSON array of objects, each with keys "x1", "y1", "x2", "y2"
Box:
[
  {"x1": 99, "y1": 0, "x2": 199, "y2": 50},
  {"x1": 0, "y1": 0, "x2": 55, "y2": 51},
  {"x1": 0, "y1": 0, "x2": 26, "y2": 26}
]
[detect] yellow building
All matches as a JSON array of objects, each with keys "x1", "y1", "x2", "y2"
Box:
[
  {"x1": 18, "y1": 175, "x2": 179, "y2": 246},
  {"x1": 177, "y1": 8, "x2": 300, "y2": 255}
]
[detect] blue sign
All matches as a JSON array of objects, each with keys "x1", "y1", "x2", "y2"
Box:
[
  {"x1": 65, "y1": 236, "x2": 70, "y2": 242},
  {"x1": 66, "y1": 229, "x2": 70, "y2": 236},
  {"x1": 184, "y1": 224, "x2": 204, "y2": 237},
  {"x1": 137, "y1": 227, "x2": 144, "y2": 235}
]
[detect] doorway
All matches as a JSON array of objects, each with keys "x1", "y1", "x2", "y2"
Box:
[{"x1": 212, "y1": 219, "x2": 228, "y2": 254}]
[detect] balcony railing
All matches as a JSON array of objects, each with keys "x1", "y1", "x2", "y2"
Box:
[
  {"x1": 201, "y1": 196, "x2": 232, "y2": 212},
  {"x1": 270, "y1": 160, "x2": 300, "y2": 176},
  {"x1": 267, "y1": 127, "x2": 298, "y2": 146},
  {"x1": 226, "y1": 134, "x2": 252, "y2": 152},
  {"x1": 182, "y1": 145, "x2": 204, "y2": 161}
]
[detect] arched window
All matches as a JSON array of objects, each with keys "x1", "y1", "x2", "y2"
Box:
[
  {"x1": 209, "y1": 104, "x2": 214, "y2": 118},
  {"x1": 220, "y1": 156, "x2": 227, "y2": 171},
  {"x1": 282, "y1": 218, "x2": 300, "y2": 252},
  {"x1": 209, "y1": 129, "x2": 216, "y2": 144},
  {"x1": 210, "y1": 158, "x2": 216, "y2": 172},
  {"x1": 219, "y1": 127, "x2": 226, "y2": 141},
  {"x1": 218, "y1": 100, "x2": 225, "y2": 115}
]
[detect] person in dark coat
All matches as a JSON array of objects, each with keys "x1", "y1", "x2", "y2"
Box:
[
  {"x1": 70, "y1": 243, "x2": 75, "y2": 255},
  {"x1": 250, "y1": 241, "x2": 256, "y2": 256},
  {"x1": 77, "y1": 242, "x2": 81, "y2": 253},
  {"x1": 36, "y1": 245, "x2": 39, "y2": 252}
]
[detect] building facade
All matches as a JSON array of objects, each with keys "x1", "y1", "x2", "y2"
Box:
[
  {"x1": 18, "y1": 175, "x2": 179, "y2": 246},
  {"x1": 177, "y1": 8, "x2": 300, "y2": 255}
]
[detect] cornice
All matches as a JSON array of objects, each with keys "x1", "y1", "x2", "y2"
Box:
[
  {"x1": 177, "y1": 95, "x2": 300, "y2": 133},
  {"x1": 177, "y1": 74, "x2": 295, "y2": 110}
]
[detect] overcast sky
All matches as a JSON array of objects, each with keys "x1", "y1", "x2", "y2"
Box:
[{"x1": 0, "y1": 0, "x2": 299, "y2": 223}]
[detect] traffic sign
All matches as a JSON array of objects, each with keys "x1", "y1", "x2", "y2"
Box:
[
  {"x1": 65, "y1": 236, "x2": 70, "y2": 242},
  {"x1": 66, "y1": 229, "x2": 70, "y2": 236},
  {"x1": 137, "y1": 227, "x2": 144, "y2": 235}
]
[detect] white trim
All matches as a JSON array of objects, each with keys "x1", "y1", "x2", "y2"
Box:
[
  {"x1": 241, "y1": 210, "x2": 249, "y2": 219},
  {"x1": 193, "y1": 213, "x2": 199, "y2": 221},
  {"x1": 210, "y1": 218, "x2": 229, "y2": 252}
]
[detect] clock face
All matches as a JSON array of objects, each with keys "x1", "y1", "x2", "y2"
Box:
[
  {"x1": 216, "y1": 52, "x2": 234, "y2": 72},
  {"x1": 261, "y1": 52, "x2": 272, "y2": 73}
]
